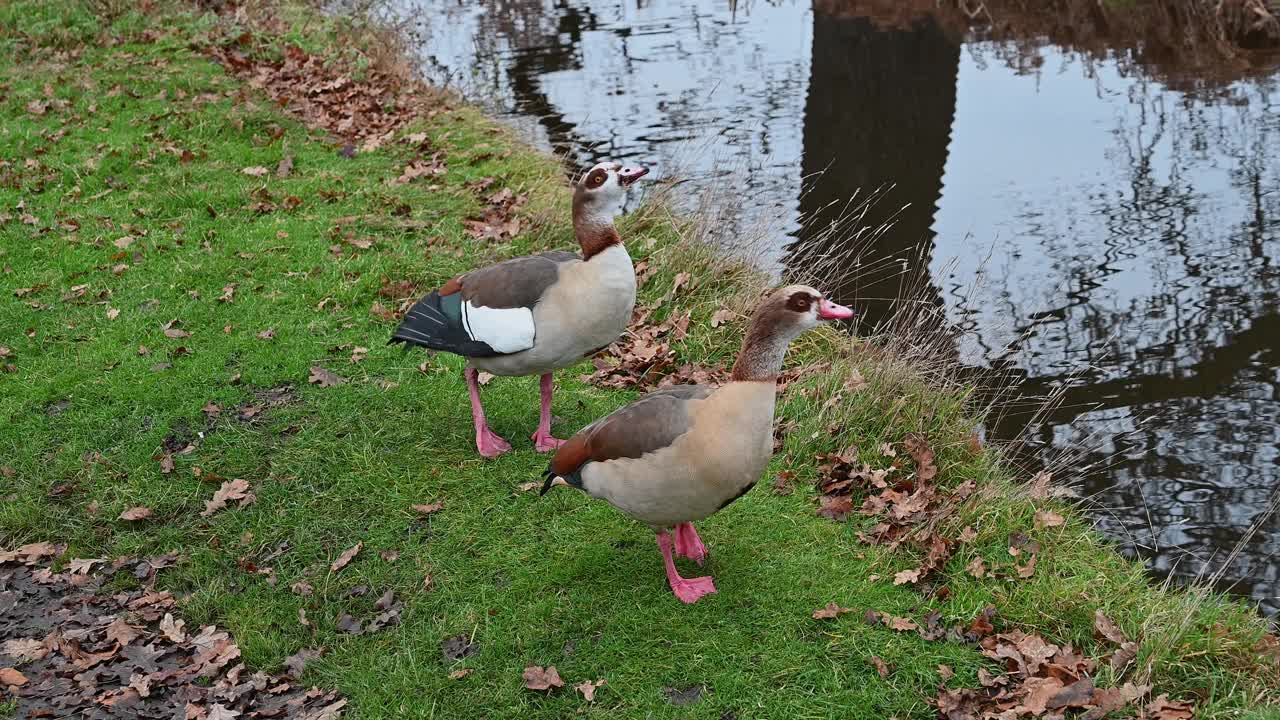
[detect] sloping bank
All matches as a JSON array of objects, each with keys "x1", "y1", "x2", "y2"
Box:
[{"x1": 0, "y1": 1, "x2": 1276, "y2": 718}]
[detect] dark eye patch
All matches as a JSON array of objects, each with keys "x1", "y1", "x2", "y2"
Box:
[
  {"x1": 587, "y1": 169, "x2": 608, "y2": 188},
  {"x1": 787, "y1": 292, "x2": 815, "y2": 312}
]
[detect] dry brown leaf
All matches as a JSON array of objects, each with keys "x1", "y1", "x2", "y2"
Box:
[
  {"x1": 893, "y1": 568, "x2": 921, "y2": 585},
  {"x1": 710, "y1": 309, "x2": 734, "y2": 327},
  {"x1": 522, "y1": 665, "x2": 564, "y2": 691},
  {"x1": 241, "y1": 166, "x2": 269, "y2": 177},
  {"x1": 575, "y1": 678, "x2": 606, "y2": 702},
  {"x1": 965, "y1": 556, "x2": 987, "y2": 579},
  {"x1": 308, "y1": 366, "x2": 345, "y2": 387},
  {"x1": 68, "y1": 558, "x2": 103, "y2": 574},
  {"x1": 1111, "y1": 641, "x2": 1139, "y2": 672},
  {"x1": 105, "y1": 617, "x2": 143, "y2": 647},
  {"x1": 1094, "y1": 609, "x2": 1128, "y2": 645},
  {"x1": 1035, "y1": 510, "x2": 1066, "y2": 529},
  {"x1": 411, "y1": 502, "x2": 444, "y2": 515},
  {"x1": 867, "y1": 656, "x2": 892, "y2": 679},
  {"x1": 330, "y1": 542, "x2": 362, "y2": 573},
  {"x1": 887, "y1": 615, "x2": 918, "y2": 632},
  {"x1": 160, "y1": 613, "x2": 187, "y2": 643},
  {"x1": 448, "y1": 668, "x2": 473, "y2": 680},
  {"x1": 201, "y1": 479, "x2": 253, "y2": 517},
  {"x1": 2, "y1": 638, "x2": 47, "y2": 664},
  {"x1": 516, "y1": 481, "x2": 542, "y2": 493},
  {"x1": 119, "y1": 506, "x2": 153, "y2": 521},
  {"x1": 0, "y1": 667, "x2": 28, "y2": 686},
  {"x1": 812, "y1": 602, "x2": 852, "y2": 620}
]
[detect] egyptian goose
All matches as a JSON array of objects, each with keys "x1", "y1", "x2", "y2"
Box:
[
  {"x1": 540, "y1": 285, "x2": 854, "y2": 603},
  {"x1": 389, "y1": 161, "x2": 649, "y2": 458}
]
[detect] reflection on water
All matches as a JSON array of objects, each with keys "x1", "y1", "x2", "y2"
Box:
[{"x1": 410, "y1": 0, "x2": 1280, "y2": 613}]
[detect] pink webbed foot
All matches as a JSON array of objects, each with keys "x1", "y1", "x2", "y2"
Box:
[
  {"x1": 530, "y1": 430, "x2": 566, "y2": 453},
  {"x1": 673, "y1": 522, "x2": 708, "y2": 566},
  {"x1": 669, "y1": 574, "x2": 717, "y2": 604},
  {"x1": 656, "y1": 531, "x2": 717, "y2": 604},
  {"x1": 476, "y1": 428, "x2": 512, "y2": 458}
]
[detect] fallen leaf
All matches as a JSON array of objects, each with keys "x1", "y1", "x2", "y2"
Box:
[
  {"x1": 1111, "y1": 640, "x2": 1139, "y2": 671},
  {"x1": 867, "y1": 656, "x2": 892, "y2": 679},
  {"x1": 160, "y1": 613, "x2": 187, "y2": 642},
  {"x1": 710, "y1": 309, "x2": 735, "y2": 328},
  {"x1": 893, "y1": 568, "x2": 921, "y2": 585},
  {"x1": 201, "y1": 478, "x2": 254, "y2": 517},
  {"x1": 282, "y1": 647, "x2": 322, "y2": 679},
  {"x1": 330, "y1": 542, "x2": 362, "y2": 573},
  {"x1": 107, "y1": 307, "x2": 120, "y2": 320},
  {"x1": 276, "y1": 154, "x2": 294, "y2": 178},
  {"x1": 1094, "y1": 610, "x2": 1128, "y2": 645},
  {"x1": 1035, "y1": 510, "x2": 1066, "y2": 529},
  {"x1": 0, "y1": 667, "x2": 28, "y2": 686},
  {"x1": 887, "y1": 615, "x2": 918, "y2": 632},
  {"x1": 257, "y1": 328, "x2": 275, "y2": 340},
  {"x1": 308, "y1": 366, "x2": 346, "y2": 387},
  {"x1": 105, "y1": 617, "x2": 143, "y2": 647},
  {"x1": 476, "y1": 371, "x2": 494, "y2": 385},
  {"x1": 2, "y1": 638, "x2": 47, "y2": 664},
  {"x1": 68, "y1": 557, "x2": 103, "y2": 574},
  {"x1": 292, "y1": 580, "x2": 314, "y2": 596},
  {"x1": 957, "y1": 525, "x2": 978, "y2": 543},
  {"x1": 937, "y1": 663, "x2": 954, "y2": 680},
  {"x1": 448, "y1": 668, "x2": 473, "y2": 680},
  {"x1": 575, "y1": 678, "x2": 606, "y2": 702},
  {"x1": 411, "y1": 502, "x2": 443, "y2": 515},
  {"x1": 516, "y1": 481, "x2": 541, "y2": 492},
  {"x1": 522, "y1": 665, "x2": 564, "y2": 691},
  {"x1": 241, "y1": 166, "x2": 269, "y2": 177},
  {"x1": 965, "y1": 556, "x2": 987, "y2": 578},
  {"x1": 812, "y1": 602, "x2": 852, "y2": 620},
  {"x1": 119, "y1": 506, "x2": 153, "y2": 521}
]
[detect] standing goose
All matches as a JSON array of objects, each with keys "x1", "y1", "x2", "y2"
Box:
[
  {"x1": 390, "y1": 161, "x2": 649, "y2": 458},
  {"x1": 541, "y1": 285, "x2": 854, "y2": 603}
]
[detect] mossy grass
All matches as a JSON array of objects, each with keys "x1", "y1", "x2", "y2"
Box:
[{"x1": 0, "y1": 1, "x2": 1275, "y2": 718}]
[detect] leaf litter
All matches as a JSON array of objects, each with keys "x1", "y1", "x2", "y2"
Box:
[{"x1": 0, "y1": 553, "x2": 345, "y2": 718}]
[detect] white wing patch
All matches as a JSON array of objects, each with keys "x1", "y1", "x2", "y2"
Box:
[{"x1": 462, "y1": 302, "x2": 536, "y2": 353}]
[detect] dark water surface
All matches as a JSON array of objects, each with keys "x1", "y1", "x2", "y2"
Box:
[{"x1": 408, "y1": 0, "x2": 1280, "y2": 613}]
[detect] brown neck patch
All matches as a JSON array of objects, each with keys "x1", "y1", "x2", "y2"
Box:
[
  {"x1": 572, "y1": 185, "x2": 622, "y2": 259},
  {"x1": 577, "y1": 224, "x2": 621, "y2": 260},
  {"x1": 730, "y1": 302, "x2": 791, "y2": 382}
]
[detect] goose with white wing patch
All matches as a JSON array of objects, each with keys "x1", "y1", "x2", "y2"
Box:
[
  {"x1": 541, "y1": 285, "x2": 854, "y2": 603},
  {"x1": 390, "y1": 161, "x2": 649, "y2": 458}
]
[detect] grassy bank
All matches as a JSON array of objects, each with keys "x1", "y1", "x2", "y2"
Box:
[{"x1": 1, "y1": 1, "x2": 1277, "y2": 718}]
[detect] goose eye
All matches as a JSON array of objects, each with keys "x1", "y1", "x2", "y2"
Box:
[
  {"x1": 590, "y1": 171, "x2": 606, "y2": 187},
  {"x1": 787, "y1": 293, "x2": 814, "y2": 312}
]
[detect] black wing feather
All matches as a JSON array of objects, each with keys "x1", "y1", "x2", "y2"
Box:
[{"x1": 387, "y1": 291, "x2": 502, "y2": 357}]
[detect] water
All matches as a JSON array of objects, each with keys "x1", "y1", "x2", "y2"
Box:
[{"x1": 408, "y1": 0, "x2": 1280, "y2": 614}]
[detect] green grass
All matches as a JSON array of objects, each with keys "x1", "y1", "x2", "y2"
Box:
[{"x1": 1, "y1": 2, "x2": 1276, "y2": 718}]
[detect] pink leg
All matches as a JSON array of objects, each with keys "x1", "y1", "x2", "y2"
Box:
[
  {"x1": 466, "y1": 368, "x2": 511, "y2": 458},
  {"x1": 656, "y1": 531, "x2": 716, "y2": 604},
  {"x1": 530, "y1": 373, "x2": 565, "y2": 452},
  {"x1": 673, "y1": 522, "x2": 708, "y2": 566}
]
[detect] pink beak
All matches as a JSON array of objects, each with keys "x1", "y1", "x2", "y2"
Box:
[
  {"x1": 618, "y1": 165, "x2": 649, "y2": 186},
  {"x1": 817, "y1": 298, "x2": 853, "y2": 320}
]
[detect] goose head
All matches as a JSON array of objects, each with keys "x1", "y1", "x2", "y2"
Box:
[{"x1": 573, "y1": 161, "x2": 649, "y2": 230}]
